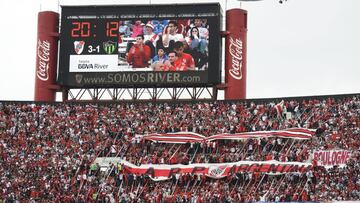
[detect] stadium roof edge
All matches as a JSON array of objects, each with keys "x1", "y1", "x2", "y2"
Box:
[{"x1": 60, "y1": 2, "x2": 221, "y2": 8}]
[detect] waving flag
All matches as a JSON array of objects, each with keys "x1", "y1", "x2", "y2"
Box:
[
  {"x1": 141, "y1": 128, "x2": 315, "y2": 143},
  {"x1": 275, "y1": 100, "x2": 286, "y2": 118},
  {"x1": 143, "y1": 132, "x2": 206, "y2": 143},
  {"x1": 207, "y1": 128, "x2": 316, "y2": 141}
]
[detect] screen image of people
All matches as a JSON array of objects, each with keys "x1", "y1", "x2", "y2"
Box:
[{"x1": 118, "y1": 19, "x2": 209, "y2": 71}]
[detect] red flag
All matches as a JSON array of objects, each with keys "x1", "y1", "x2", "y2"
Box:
[{"x1": 275, "y1": 100, "x2": 285, "y2": 118}]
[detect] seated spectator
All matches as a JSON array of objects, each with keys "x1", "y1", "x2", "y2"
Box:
[
  {"x1": 173, "y1": 41, "x2": 195, "y2": 71},
  {"x1": 126, "y1": 34, "x2": 152, "y2": 68},
  {"x1": 118, "y1": 20, "x2": 131, "y2": 37},
  {"x1": 160, "y1": 21, "x2": 184, "y2": 52},
  {"x1": 185, "y1": 27, "x2": 208, "y2": 69},
  {"x1": 144, "y1": 23, "x2": 159, "y2": 58},
  {"x1": 152, "y1": 46, "x2": 168, "y2": 64},
  {"x1": 162, "y1": 51, "x2": 178, "y2": 71},
  {"x1": 130, "y1": 20, "x2": 144, "y2": 38},
  {"x1": 152, "y1": 20, "x2": 165, "y2": 35}
]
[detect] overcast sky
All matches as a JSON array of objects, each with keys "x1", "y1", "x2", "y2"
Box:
[{"x1": 0, "y1": 0, "x2": 359, "y2": 101}]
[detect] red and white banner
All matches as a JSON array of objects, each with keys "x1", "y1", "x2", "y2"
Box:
[
  {"x1": 142, "y1": 128, "x2": 315, "y2": 144},
  {"x1": 313, "y1": 150, "x2": 350, "y2": 168},
  {"x1": 117, "y1": 159, "x2": 312, "y2": 180},
  {"x1": 143, "y1": 132, "x2": 206, "y2": 144},
  {"x1": 207, "y1": 128, "x2": 315, "y2": 141}
]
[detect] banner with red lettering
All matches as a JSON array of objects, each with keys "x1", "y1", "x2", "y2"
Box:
[
  {"x1": 113, "y1": 159, "x2": 312, "y2": 180},
  {"x1": 312, "y1": 150, "x2": 350, "y2": 168},
  {"x1": 142, "y1": 128, "x2": 315, "y2": 143}
]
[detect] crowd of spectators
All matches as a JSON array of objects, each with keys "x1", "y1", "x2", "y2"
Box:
[
  {"x1": 0, "y1": 94, "x2": 359, "y2": 202},
  {"x1": 119, "y1": 19, "x2": 209, "y2": 70}
]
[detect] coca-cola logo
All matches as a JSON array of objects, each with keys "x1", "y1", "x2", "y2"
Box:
[
  {"x1": 228, "y1": 36, "x2": 243, "y2": 80},
  {"x1": 36, "y1": 40, "x2": 51, "y2": 81}
]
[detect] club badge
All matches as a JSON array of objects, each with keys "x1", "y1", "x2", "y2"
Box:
[
  {"x1": 74, "y1": 41, "x2": 85, "y2": 55},
  {"x1": 75, "y1": 74, "x2": 83, "y2": 84},
  {"x1": 103, "y1": 41, "x2": 117, "y2": 54}
]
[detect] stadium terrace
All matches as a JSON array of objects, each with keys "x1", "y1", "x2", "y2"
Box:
[{"x1": 0, "y1": 94, "x2": 359, "y2": 202}]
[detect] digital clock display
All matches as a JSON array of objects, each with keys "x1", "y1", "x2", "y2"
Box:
[
  {"x1": 58, "y1": 4, "x2": 222, "y2": 87},
  {"x1": 70, "y1": 21, "x2": 118, "y2": 38}
]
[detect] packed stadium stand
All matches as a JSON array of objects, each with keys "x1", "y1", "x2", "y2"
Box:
[{"x1": 0, "y1": 94, "x2": 359, "y2": 202}]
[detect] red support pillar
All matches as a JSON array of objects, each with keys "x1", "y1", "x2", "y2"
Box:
[
  {"x1": 34, "y1": 11, "x2": 59, "y2": 102},
  {"x1": 224, "y1": 9, "x2": 247, "y2": 100}
]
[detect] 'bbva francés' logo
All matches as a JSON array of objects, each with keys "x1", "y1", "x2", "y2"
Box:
[
  {"x1": 37, "y1": 40, "x2": 50, "y2": 81},
  {"x1": 228, "y1": 36, "x2": 243, "y2": 80},
  {"x1": 103, "y1": 41, "x2": 117, "y2": 54}
]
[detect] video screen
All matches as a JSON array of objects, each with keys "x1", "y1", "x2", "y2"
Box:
[
  {"x1": 58, "y1": 4, "x2": 221, "y2": 87},
  {"x1": 117, "y1": 19, "x2": 209, "y2": 72}
]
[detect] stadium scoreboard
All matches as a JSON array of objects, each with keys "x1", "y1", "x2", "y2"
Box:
[{"x1": 58, "y1": 4, "x2": 222, "y2": 87}]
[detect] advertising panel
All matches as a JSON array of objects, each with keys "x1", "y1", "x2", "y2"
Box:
[
  {"x1": 225, "y1": 9, "x2": 247, "y2": 99},
  {"x1": 34, "y1": 11, "x2": 59, "y2": 101}
]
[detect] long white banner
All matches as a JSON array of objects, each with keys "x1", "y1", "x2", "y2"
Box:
[
  {"x1": 312, "y1": 150, "x2": 350, "y2": 168},
  {"x1": 116, "y1": 159, "x2": 312, "y2": 180}
]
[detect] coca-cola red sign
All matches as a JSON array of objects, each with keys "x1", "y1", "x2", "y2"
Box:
[
  {"x1": 36, "y1": 40, "x2": 50, "y2": 81},
  {"x1": 224, "y1": 9, "x2": 247, "y2": 99},
  {"x1": 34, "y1": 11, "x2": 59, "y2": 102},
  {"x1": 228, "y1": 36, "x2": 243, "y2": 80}
]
